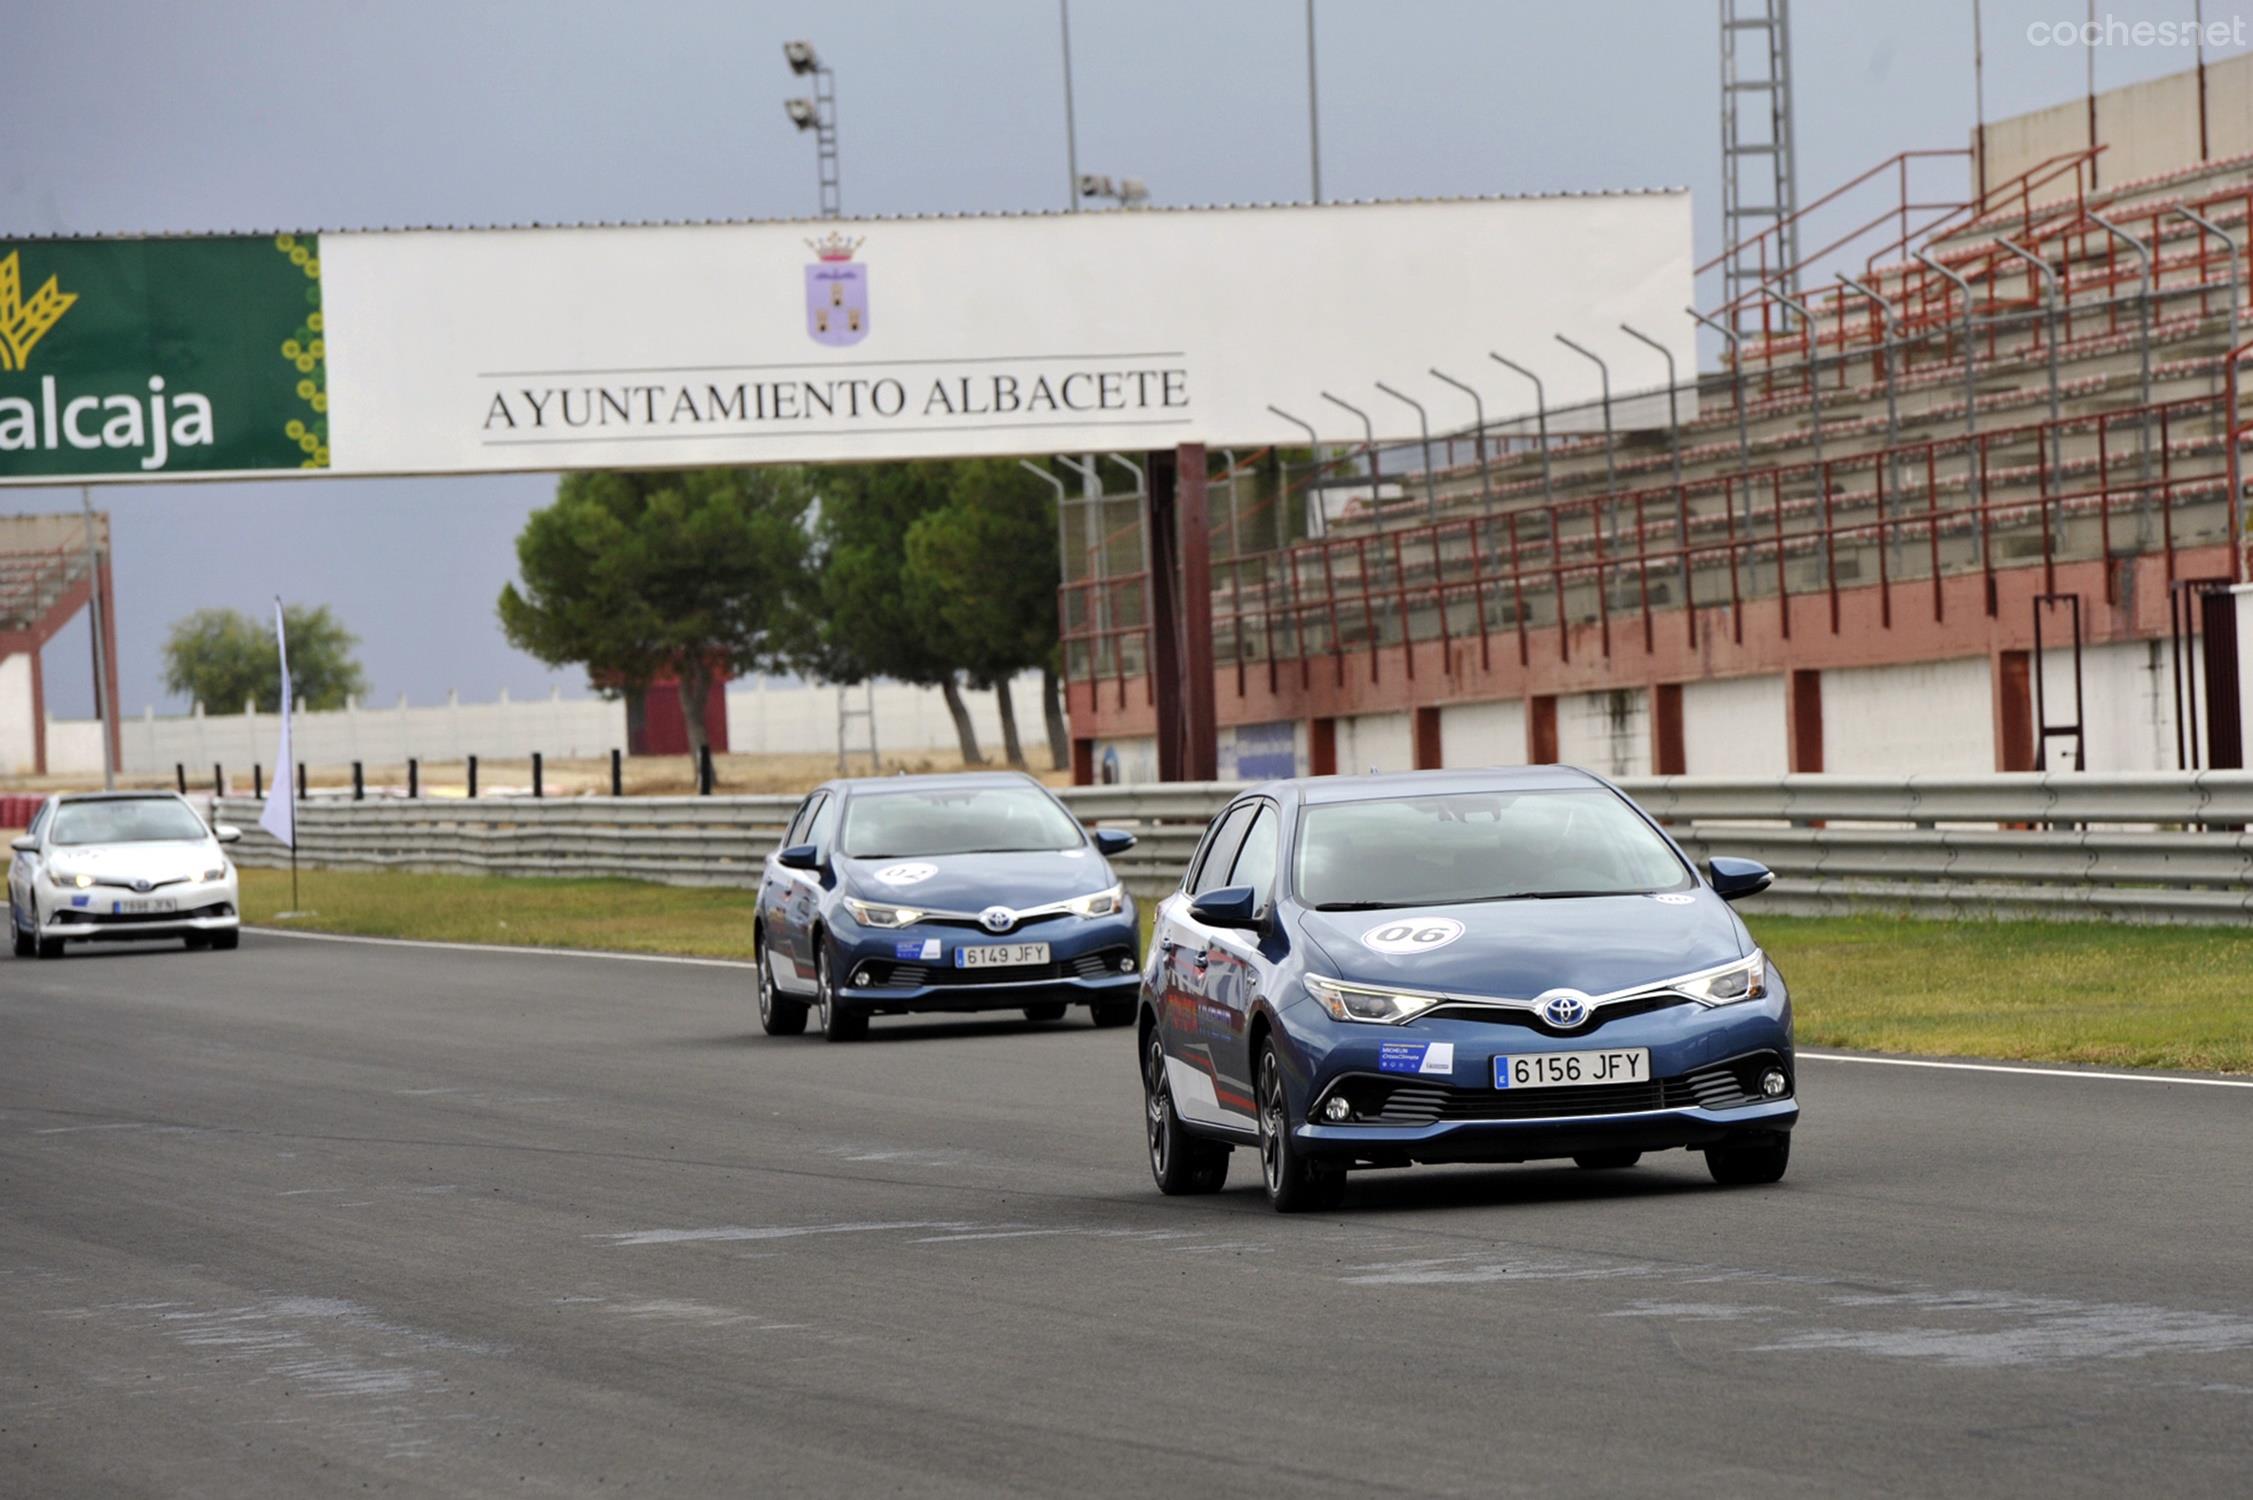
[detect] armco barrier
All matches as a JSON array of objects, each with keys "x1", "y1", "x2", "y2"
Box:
[{"x1": 211, "y1": 770, "x2": 2253, "y2": 924}]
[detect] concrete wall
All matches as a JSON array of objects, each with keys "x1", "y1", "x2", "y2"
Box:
[
  {"x1": 2036, "y1": 637, "x2": 2204, "y2": 773},
  {"x1": 1681, "y1": 674, "x2": 1789, "y2": 778},
  {"x1": 0, "y1": 653, "x2": 34, "y2": 774},
  {"x1": 726, "y1": 671, "x2": 1046, "y2": 764},
  {"x1": 1823, "y1": 657, "x2": 1995, "y2": 775},
  {"x1": 1439, "y1": 698, "x2": 1527, "y2": 768},
  {"x1": 1978, "y1": 50, "x2": 2253, "y2": 201},
  {"x1": 1556, "y1": 688, "x2": 1649, "y2": 778},
  {"x1": 1337, "y1": 710, "x2": 1416, "y2": 774}
]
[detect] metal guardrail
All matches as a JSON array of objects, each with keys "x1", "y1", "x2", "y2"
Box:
[{"x1": 213, "y1": 770, "x2": 2253, "y2": 925}]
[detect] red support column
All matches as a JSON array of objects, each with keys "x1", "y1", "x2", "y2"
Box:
[
  {"x1": 1994, "y1": 650, "x2": 2036, "y2": 771},
  {"x1": 1308, "y1": 716, "x2": 1338, "y2": 777},
  {"x1": 1786, "y1": 669, "x2": 1824, "y2": 773},
  {"x1": 29, "y1": 645, "x2": 47, "y2": 776},
  {"x1": 1071, "y1": 737, "x2": 1095, "y2": 786},
  {"x1": 1146, "y1": 444, "x2": 1218, "y2": 782},
  {"x1": 96, "y1": 551, "x2": 122, "y2": 772},
  {"x1": 1650, "y1": 683, "x2": 1686, "y2": 775},
  {"x1": 1412, "y1": 705, "x2": 1443, "y2": 769},
  {"x1": 1527, "y1": 694, "x2": 1559, "y2": 764}
]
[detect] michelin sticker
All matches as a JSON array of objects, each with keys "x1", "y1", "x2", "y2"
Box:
[
  {"x1": 1652, "y1": 892, "x2": 1695, "y2": 905},
  {"x1": 894, "y1": 938, "x2": 942, "y2": 961},
  {"x1": 873, "y1": 862, "x2": 937, "y2": 886},
  {"x1": 1361, "y1": 916, "x2": 1465, "y2": 955},
  {"x1": 1377, "y1": 1041, "x2": 1455, "y2": 1076}
]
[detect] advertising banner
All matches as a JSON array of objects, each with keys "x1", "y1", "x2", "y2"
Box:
[{"x1": 0, "y1": 235, "x2": 327, "y2": 479}]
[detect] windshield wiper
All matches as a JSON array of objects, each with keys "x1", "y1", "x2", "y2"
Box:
[{"x1": 1312, "y1": 900, "x2": 1406, "y2": 911}]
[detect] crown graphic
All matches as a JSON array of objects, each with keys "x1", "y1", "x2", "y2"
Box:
[
  {"x1": 0, "y1": 250, "x2": 78, "y2": 372},
  {"x1": 806, "y1": 231, "x2": 863, "y2": 262}
]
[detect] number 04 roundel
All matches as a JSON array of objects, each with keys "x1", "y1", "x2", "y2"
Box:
[{"x1": 1360, "y1": 917, "x2": 1466, "y2": 955}]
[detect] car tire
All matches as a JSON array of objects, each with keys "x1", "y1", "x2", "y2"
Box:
[
  {"x1": 1256, "y1": 1040, "x2": 1344, "y2": 1214},
  {"x1": 756, "y1": 936, "x2": 809, "y2": 1036},
  {"x1": 1573, "y1": 1150, "x2": 1642, "y2": 1170},
  {"x1": 1143, "y1": 1031, "x2": 1228, "y2": 1195},
  {"x1": 814, "y1": 945, "x2": 866, "y2": 1042},
  {"x1": 210, "y1": 929, "x2": 239, "y2": 952},
  {"x1": 1089, "y1": 999, "x2": 1134, "y2": 1029},
  {"x1": 36, "y1": 934, "x2": 64, "y2": 960},
  {"x1": 1022, "y1": 1001, "x2": 1067, "y2": 1022},
  {"x1": 8, "y1": 899, "x2": 32, "y2": 958},
  {"x1": 184, "y1": 932, "x2": 211, "y2": 951},
  {"x1": 1706, "y1": 1136, "x2": 1790, "y2": 1186}
]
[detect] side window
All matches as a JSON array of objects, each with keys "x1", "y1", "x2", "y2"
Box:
[
  {"x1": 784, "y1": 793, "x2": 823, "y2": 848},
  {"x1": 27, "y1": 802, "x2": 49, "y2": 841},
  {"x1": 1187, "y1": 803, "x2": 1255, "y2": 897},
  {"x1": 804, "y1": 793, "x2": 841, "y2": 850},
  {"x1": 1226, "y1": 805, "x2": 1280, "y2": 910}
]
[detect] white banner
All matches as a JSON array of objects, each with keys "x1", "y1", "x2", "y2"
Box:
[{"x1": 317, "y1": 193, "x2": 1693, "y2": 473}]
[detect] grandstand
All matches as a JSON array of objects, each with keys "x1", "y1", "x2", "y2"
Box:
[
  {"x1": 1059, "y1": 53, "x2": 2253, "y2": 783},
  {"x1": 0, "y1": 513, "x2": 120, "y2": 777}
]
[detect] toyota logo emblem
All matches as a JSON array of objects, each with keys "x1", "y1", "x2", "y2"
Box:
[
  {"x1": 979, "y1": 906, "x2": 1016, "y2": 934},
  {"x1": 1537, "y1": 990, "x2": 1590, "y2": 1029},
  {"x1": 132, "y1": 879, "x2": 152, "y2": 894}
]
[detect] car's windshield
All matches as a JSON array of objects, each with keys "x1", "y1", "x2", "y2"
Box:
[
  {"x1": 841, "y1": 786, "x2": 1085, "y2": 858},
  {"x1": 1295, "y1": 788, "x2": 1689, "y2": 908},
  {"x1": 50, "y1": 799, "x2": 211, "y2": 846}
]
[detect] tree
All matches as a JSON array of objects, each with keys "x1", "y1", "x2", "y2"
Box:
[
  {"x1": 498, "y1": 467, "x2": 812, "y2": 768},
  {"x1": 799, "y1": 462, "x2": 987, "y2": 764},
  {"x1": 161, "y1": 604, "x2": 366, "y2": 712},
  {"x1": 901, "y1": 460, "x2": 1068, "y2": 769}
]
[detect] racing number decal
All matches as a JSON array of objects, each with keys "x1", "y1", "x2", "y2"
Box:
[{"x1": 1360, "y1": 917, "x2": 1465, "y2": 955}]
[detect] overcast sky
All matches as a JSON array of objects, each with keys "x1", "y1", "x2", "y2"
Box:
[{"x1": 7, "y1": 0, "x2": 2243, "y2": 717}]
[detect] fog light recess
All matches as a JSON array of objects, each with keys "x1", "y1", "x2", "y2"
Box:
[
  {"x1": 1323, "y1": 1096, "x2": 1353, "y2": 1122},
  {"x1": 853, "y1": 968, "x2": 873, "y2": 988},
  {"x1": 1760, "y1": 1068, "x2": 1790, "y2": 1098},
  {"x1": 1118, "y1": 956, "x2": 1137, "y2": 973}
]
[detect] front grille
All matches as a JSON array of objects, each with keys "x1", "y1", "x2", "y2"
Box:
[
  {"x1": 1425, "y1": 994, "x2": 1688, "y2": 1036},
  {"x1": 1325, "y1": 1051, "x2": 1787, "y2": 1125},
  {"x1": 861, "y1": 945, "x2": 1133, "y2": 988}
]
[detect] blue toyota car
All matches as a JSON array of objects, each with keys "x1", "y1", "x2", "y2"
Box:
[
  {"x1": 1139, "y1": 767, "x2": 1796, "y2": 1211},
  {"x1": 756, "y1": 772, "x2": 1141, "y2": 1040}
]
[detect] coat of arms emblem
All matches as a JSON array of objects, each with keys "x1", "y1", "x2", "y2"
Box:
[{"x1": 805, "y1": 232, "x2": 868, "y2": 346}]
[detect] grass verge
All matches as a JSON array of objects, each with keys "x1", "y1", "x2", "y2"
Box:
[{"x1": 241, "y1": 870, "x2": 2252, "y2": 1073}]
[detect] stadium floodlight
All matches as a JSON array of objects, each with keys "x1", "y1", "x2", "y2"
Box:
[
  {"x1": 783, "y1": 40, "x2": 820, "y2": 75},
  {"x1": 1077, "y1": 173, "x2": 1114, "y2": 199},
  {"x1": 784, "y1": 98, "x2": 817, "y2": 130},
  {"x1": 1079, "y1": 173, "x2": 1147, "y2": 209}
]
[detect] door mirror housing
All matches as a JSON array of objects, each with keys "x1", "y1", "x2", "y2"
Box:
[
  {"x1": 1707, "y1": 857, "x2": 1773, "y2": 902},
  {"x1": 8, "y1": 835, "x2": 35, "y2": 855},
  {"x1": 1189, "y1": 884, "x2": 1263, "y2": 931},
  {"x1": 213, "y1": 824, "x2": 242, "y2": 845},
  {"x1": 1092, "y1": 827, "x2": 1136, "y2": 856},
  {"x1": 776, "y1": 842, "x2": 822, "y2": 872}
]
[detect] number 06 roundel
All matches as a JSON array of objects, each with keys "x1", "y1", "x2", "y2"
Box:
[{"x1": 1360, "y1": 917, "x2": 1466, "y2": 955}]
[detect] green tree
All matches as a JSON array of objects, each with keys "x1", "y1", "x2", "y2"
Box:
[
  {"x1": 901, "y1": 460, "x2": 1067, "y2": 769},
  {"x1": 799, "y1": 462, "x2": 988, "y2": 764},
  {"x1": 498, "y1": 467, "x2": 813, "y2": 768},
  {"x1": 161, "y1": 604, "x2": 367, "y2": 713}
]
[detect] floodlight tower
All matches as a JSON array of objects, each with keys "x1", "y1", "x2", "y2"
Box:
[
  {"x1": 1077, "y1": 174, "x2": 1149, "y2": 210},
  {"x1": 782, "y1": 40, "x2": 841, "y2": 219},
  {"x1": 1718, "y1": 0, "x2": 1801, "y2": 319}
]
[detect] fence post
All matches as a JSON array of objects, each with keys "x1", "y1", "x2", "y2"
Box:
[
  {"x1": 698, "y1": 744, "x2": 714, "y2": 796},
  {"x1": 175, "y1": 762, "x2": 186, "y2": 793},
  {"x1": 408, "y1": 758, "x2": 419, "y2": 799},
  {"x1": 467, "y1": 754, "x2": 479, "y2": 800},
  {"x1": 296, "y1": 762, "x2": 307, "y2": 800},
  {"x1": 532, "y1": 751, "x2": 544, "y2": 799},
  {"x1": 352, "y1": 761, "x2": 365, "y2": 801},
  {"x1": 611, "y1": 747, "x2": 623, "y2": 797},
  {"x1": 213, "y1": 763, "x2": 224, "y2": 797},
  {"x1": 253, "y1": 763, "x2": 263, "y2": 799}
]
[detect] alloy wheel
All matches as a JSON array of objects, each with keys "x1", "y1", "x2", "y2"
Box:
[
  {"x1": 1259, "y1": 1054, "x2": 1286, "y2": 1194},
  {"x1": 1145, "y1": 1035, "x2": 1172, "y2": 1179}
]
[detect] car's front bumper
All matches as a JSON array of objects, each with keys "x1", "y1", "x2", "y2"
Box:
[
  {"x1": 833, "y1": 910, "x2": 1140, "y2": 1014},
  {"x1": 39, "y1": 881, "x2": 239, "y2": 943},
  {"x1": 1280, "y1": 982, "x2": 1797, "y2": 1165}
]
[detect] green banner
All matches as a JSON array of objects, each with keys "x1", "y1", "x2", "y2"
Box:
[{"x1": 0, "y1": 234, "x2": 327, "y2": 479}]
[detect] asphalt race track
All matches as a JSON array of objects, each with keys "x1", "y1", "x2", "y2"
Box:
[{"x1": 5, "y1": 933, "x2": 2251, "y2": 1498}]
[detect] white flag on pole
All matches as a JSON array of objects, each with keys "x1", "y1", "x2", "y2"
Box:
[{"x1": 258, "y1": 598, "x2": 294, "y2": 849}]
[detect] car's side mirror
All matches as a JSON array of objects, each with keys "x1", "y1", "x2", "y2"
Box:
[
  {"x1": 213, "y1": 824, "x2": 242, "y2": 845},
  {"x1": 8, "y1": 835, "x2": 35, "y2": 855},
  {"x1": 1708, "y1": 857, "x2": 1773, "y2": 902},
  {"x1": 1189, "y1": 884, "x2": 1263, "y2": 930},
  {"x1": 776, "y1": 842, "x2": 822, "y2": 872},
  {"x1": 1092, "y1": 827, "x2": 1136, "y2": 856}
]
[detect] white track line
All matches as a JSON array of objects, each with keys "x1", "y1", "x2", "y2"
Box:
[
  {"x1": 243, "y1": 929, "x2": 2251, "y2": 1089},
  {"x1": 243, "y1": 926, "x2": 755, "y2": 969},
  {"x1": 1799, "y1": 1051, "x2": 2253, "y2": 1090}
]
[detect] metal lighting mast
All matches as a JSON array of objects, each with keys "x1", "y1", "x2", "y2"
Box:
[
  {"x1": 783, "y1": 40, "x2": 840, "y2": 219},
  {"x1": 1718, "y1": 0, "x2": 1801, "y2": 315}
]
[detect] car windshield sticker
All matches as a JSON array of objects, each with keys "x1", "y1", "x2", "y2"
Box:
[
  {"x1": 1653, "y1": 892, "x2": 1695, "y2": 905},
  {"x1": 1361, "y1": 917, "x2": 1465, "y2": 955},
  {"x1": 1378, "y1": 1041, "x2": 1455, "y2": 1076},
  {"x1": 894, "y1": 937, "x2": 942, "y2": 961},
  {"x1": 873, "y1": 862, "x2": 937, "y2": 886}
]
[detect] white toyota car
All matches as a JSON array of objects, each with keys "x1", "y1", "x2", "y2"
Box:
[{"x1": 8, "y1": 791, "x2": 243, "y2": 959}]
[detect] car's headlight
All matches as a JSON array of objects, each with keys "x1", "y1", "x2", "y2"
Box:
[
  {"x1": 202, "y1": 866, "x2": 228, "y2": 883},
  {"x1": 64, "y1": 872, "x2": 94, "y2": 889},
  {"x1": 1065, "y1": 884, "x2": 1125, "y2": 918},
  {"x1": 843, "y1": 897, "x2": 924, "y2": 929},
  {"x1": 1680, "y1": 951, "x2": 1767, "y2": 1005},
  {"x1": 1304, "y1": 975, "x2": 1447, "y2": 1025}
]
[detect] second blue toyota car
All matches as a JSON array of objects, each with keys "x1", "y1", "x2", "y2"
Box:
[
  {"x1": 1138, "y1": 767, "x2": 1796, "y2": 1211},
  {"x1": 756, "y1": 772, "x2": 1140, "y2": 1040}
]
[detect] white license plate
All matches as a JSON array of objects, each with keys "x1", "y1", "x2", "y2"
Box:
[
  {"x1": 954, "y1": 942, "x2": 1050, "y2": 969},
  {"x1": 115, "y1": 898, "x2": 177, "y2": 914},
  {"x1": 1494, "y1": 1048, "x2": 1651, "y2": 1089}
]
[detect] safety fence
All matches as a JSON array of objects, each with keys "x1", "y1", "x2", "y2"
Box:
[{"x1": 213, "y1": 770, "x2": 2253, "y2": 925}]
